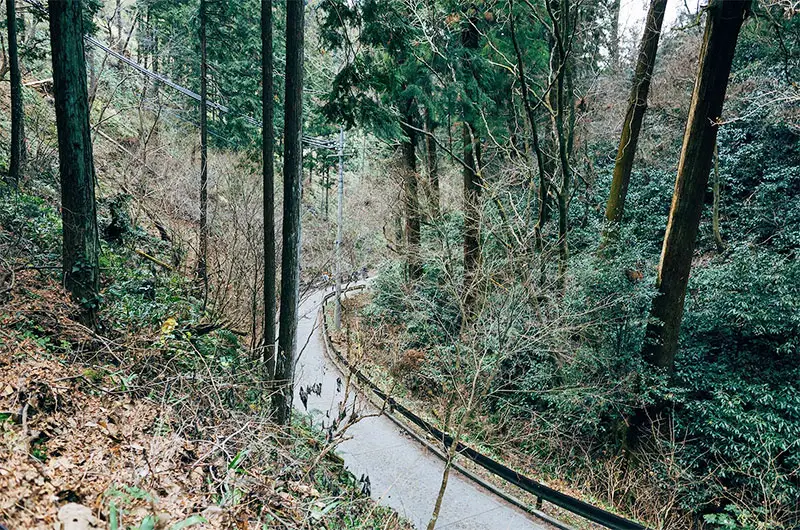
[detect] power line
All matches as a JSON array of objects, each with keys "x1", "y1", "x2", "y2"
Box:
[
  {"x1": 84, "y1": 35, "x2": 256, "y2": 125},
  {"x1": 22, "y1": 0, "x2": 344, "y2": 149},
  {"x1": 85, "y1": 35, "x2": 341, "y2": 149}
]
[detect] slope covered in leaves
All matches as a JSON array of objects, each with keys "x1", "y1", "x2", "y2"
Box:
[{"x1": 0, "y1": 190, "x2": 409, "y2": 530}]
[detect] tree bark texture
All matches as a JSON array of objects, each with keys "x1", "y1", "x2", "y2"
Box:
[
  {"x1": 273, "y1": 0, "x2": 304, "y2": 425},
  {"x1": 643, "y1": 0, "x2": 750, "y2": 372},
  {"x1": 602, "y1": 0, "x2": 668, "y2": 245},
  {"x1": 198, "y1": 0, "x2": 209, "y2": 304},
  {"x1": 402, "y1": 98, "x2": 422, "y2": 281},
  {"x1": 48, "y1": 0, "x2": 101, "y2": 325},
  {"x1": 7, "y1": 0, "x2": 23, "y2": 189},
  {"x1": 262, "y1": 0, "x2": 277, "y2": 375}
]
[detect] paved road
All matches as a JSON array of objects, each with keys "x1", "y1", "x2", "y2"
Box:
[{"x1": 292, "y1": 286, "x2": 549, "y2": 530}]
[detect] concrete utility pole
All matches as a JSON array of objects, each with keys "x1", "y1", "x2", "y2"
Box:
[{"x1": 334, "y1": 127, "x2": 345, "y2": 330}]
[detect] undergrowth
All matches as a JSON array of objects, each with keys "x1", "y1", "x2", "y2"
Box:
[{"x1": 0, "y1": 188, "x2": 409, "y2": 529}]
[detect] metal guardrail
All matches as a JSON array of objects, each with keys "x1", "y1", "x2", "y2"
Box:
[{"x1": 320, "y1": 288, "x2": 648, "y2": 530}]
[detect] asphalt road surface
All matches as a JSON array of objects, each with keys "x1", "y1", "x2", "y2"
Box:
[{"x1": 292, "y1": 286, "x2": 550, "y2": 530}]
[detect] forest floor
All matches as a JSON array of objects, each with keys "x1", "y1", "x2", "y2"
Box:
[{"x1": 0, "y1": 220, "x2": 409, "y2": 530}]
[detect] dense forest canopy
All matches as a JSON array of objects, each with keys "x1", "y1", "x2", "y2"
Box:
[{"x1": 0, "y1": 0, "x2": 798, "y2": 529}]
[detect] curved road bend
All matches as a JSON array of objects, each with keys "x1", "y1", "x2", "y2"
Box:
[{"x1": 292, "y1": 286, "x2": 550, "y2": 530}]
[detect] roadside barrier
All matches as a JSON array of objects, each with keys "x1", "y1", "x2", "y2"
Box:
[{"x1": 320, "y1": 288, "x2": 648, "y2": 530}]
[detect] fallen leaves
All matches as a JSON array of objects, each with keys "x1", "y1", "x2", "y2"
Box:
[{"x1": 0, "y1": 266, "x2": 411, "y2": 530}]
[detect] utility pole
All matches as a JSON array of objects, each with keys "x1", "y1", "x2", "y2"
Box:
[
  {"x1": 324, "y1": 164, "x2": 330, "y2": 219},
  {"x1": 334, "y1": 127, "x2": 345, "y2": 331}
]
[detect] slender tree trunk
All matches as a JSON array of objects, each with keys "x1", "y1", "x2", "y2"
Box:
[
  {"x1": 115, "y1": 0, "x2": 123, "y2": 50},
  {"x1": 550, "y1": 0, "x2": 573, "y2": 292},
  {"x1": 565, "y1": 47, "x2": 576, "y2": 159},
  {"x1": 151, "y1": 7, "x2": 160, "y2": 98},
  {"x1": 48, "y1": 0, "x2": 101, "y2": 325},
  {"x1": 462, "y1": 123, "x2": 481, "y2": 312},
  {"x1": 334, "y1": 128, "x2": 344, "y2": 330},
  {"x1": 88, "y1": 42, "x2": 99, "y2": 100},
  {"x1": 402, "y1": 99, "x2": 421, "y2": 281},
  {"x1": 0, "y1": 30, "x2": 7, "y2": 80},
  {"x1": 609, "y1": 0, "x2": 621, "y2": 66},
  {"x1": 6, "y1": 0, "x2": 22, "y2": 189},
  {"x1": 510, "y1": 4, "x2": 549, "y2": 286},
  {"x1": 602, "y1": 0, "x2": 668, "y2": 247},
  {"x1": 262, "y1": 0, "x2": 277, "y2": 375},
  {"x1": 462, "y1": 14, "x2": 481, "y2": 314},
  {"x1": 426, "y1": 441, "x2": 459, "y2": 530},
  {"x1": 273, "y1": 0, "x2": 304, "y2": 426},
  {"x1": 712, "y1": 141, "x2": 725, "y2": 252},
  {"x1": 424, "y1": 109, "x2": 440, "y2": 218},
  {"x1": 643, "y1": 0, "x2": 750, "y2": 373},
  {"x1": 198, "y1": 0, "x2": 209, "y2": 307}
]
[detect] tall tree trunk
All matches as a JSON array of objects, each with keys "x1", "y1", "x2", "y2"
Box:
[
  {"x1": 424, "y1": 109, "x2": 440, "y2": 218},
  {"x1": 643, "y1": 0, "x2": 750, "y2": 373},
  {"x1": 273, "y1": 0, "x2": 304, "y2": 426},
  {"x1": 549, "y1": 0, "x2": 574, "y2": 292},
  {"x1": 153, "y1": 9, "x2": 160, "y2": 97},
  {"x1": 6, "y1": 0, "x2": 23, "y2": 189},
  {"x1": 198, "y1": 0, "x2": 209, "y2": 306},
  {"x1": 609, "y1": 0, "x2": 621, "y2": 66},
  {"x1": 402, "y1": 99, "x2": 421, "y2": 281},
  {"x1": 115, "y1": 0, "x2": 123, "y2": 49},
  {"x1": 461, "y1": 13, "x2": 481, "y2": 315},
  {"x1": 509, "y1": 4, "x2": 550, "y2": 286},
  {"x1": 462, "y1": 122, "x2": 482, "y2": 311},
  {"x1": 48, "y1": 0, "x2": 101, "y2": 325},
  {"x1": 262, "y1": 0, "x2": 277, "y2": 375},
  {"x1": 602, "y1": 0, "x2": 668, "y2": 247}
]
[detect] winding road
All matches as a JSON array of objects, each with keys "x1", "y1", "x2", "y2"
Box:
[{"x1": 292, "y1": 286, "x2": 550, "y2": 530}]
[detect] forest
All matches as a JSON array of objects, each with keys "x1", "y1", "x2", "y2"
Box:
[{"x1": 0, "y1": 0, "x2": 798, "y2": 529}]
